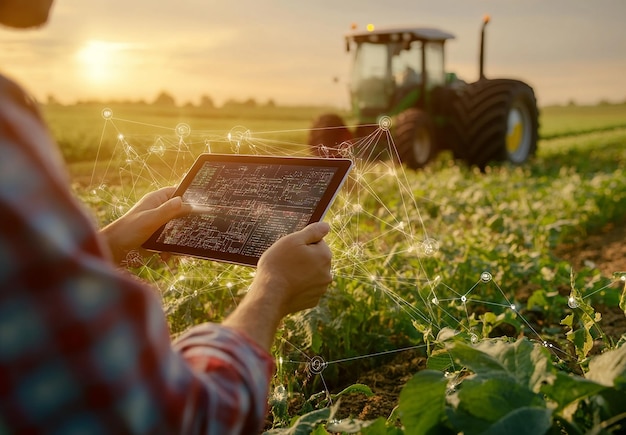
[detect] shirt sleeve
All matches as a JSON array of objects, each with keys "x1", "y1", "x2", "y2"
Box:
[{"x1": 0, "y1": 75, "x2": 275, "y2": 434}]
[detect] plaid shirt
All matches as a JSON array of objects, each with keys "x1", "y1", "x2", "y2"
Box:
[{"x1": 0, "y1": 74, "x2": 275, "y2": 434}]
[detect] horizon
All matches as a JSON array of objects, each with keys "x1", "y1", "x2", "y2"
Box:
[{"x1": 43, "y1": 93, "x2": 625, "y2": 110}]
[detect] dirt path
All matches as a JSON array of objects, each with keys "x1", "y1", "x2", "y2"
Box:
[{"x1": 554, "y1": 218, "x2": 626, "y2": 277}]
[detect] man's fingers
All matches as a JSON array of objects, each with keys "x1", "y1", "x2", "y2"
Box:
[
  {"x1": 299, "y1": 221, "x2": 331, "y2": 245},
  {"x1": 158, "y1": 196, "x2": 192, "y2": 219},
  {"x1": 139, "y1": 196, "x2": 191, "y2": 236}
]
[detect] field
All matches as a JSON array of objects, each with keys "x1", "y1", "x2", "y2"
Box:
[{"x1": 44, "y1": 102, "x2": 626, "y2": 434}]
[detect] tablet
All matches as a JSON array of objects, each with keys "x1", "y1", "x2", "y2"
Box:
[{"x1": 142, "y1": 153, "x2": 353, "y2": 266}]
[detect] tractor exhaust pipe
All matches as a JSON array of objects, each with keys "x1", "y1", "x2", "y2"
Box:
[{"x1": 479, "y1": 15, "x2": 490, "y2": 80}]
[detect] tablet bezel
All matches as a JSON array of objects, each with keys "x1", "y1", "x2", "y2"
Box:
[{"x1": 142, "y1": 153, "x2": 352, "y2": 266}]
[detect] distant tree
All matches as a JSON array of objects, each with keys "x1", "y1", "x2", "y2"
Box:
[
  {"x1": 242, "y1": 98, "x2": 257, "y2": 108},
  {"x1": 46, "y1": 94, "x2": 61, "y2": 106},
  {"x1": 266, "y1": 98, "x2": 276, "y2": 108},
  {"x1": 153, "y1": 91, "x2": 176, "y2": 107},
  {"x1": 567, "y1": 99, "x2": 577, "y2": 107},
  {"x1": 221, "y1": 98, "x2": 238, "y2": 109},
  {"x1": 199, "y1": 94, "x2": 215, "y2": 108}
]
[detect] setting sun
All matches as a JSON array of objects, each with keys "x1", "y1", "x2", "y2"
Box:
[{"x1": 76, "y1": 40, "x2": 125, "y2": 83}]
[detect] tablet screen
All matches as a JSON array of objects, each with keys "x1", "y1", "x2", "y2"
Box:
[{"x1": 142, "y1": 154, "x2": 352, "y2": 266}]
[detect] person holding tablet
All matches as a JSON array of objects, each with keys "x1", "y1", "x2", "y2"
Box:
[{"x1": 0, "y1": 1, "x2": 333, "y2": 433}]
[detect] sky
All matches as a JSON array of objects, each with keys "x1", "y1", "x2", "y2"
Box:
[{"x1": 2, "y1": 0, "x2": 625, "y2": 108}]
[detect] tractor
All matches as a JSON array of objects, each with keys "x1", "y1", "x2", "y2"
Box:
[{"x1": 307, "y1": 17, "x2": 539, "y2": 170}]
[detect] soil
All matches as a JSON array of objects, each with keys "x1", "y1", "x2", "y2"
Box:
[{"x1": 330, "y1": 218, "x2": 626, "y2": 423}]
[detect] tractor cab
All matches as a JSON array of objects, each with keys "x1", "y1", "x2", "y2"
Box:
[{"x1": 345, "y1": 26, "x2": 455, "y2": 122}]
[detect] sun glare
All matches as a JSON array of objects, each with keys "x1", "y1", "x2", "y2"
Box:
[{"x1": 76, "y1": 40, "x2": 124, "y2": 83}]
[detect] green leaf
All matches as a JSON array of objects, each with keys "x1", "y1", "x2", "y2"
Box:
[
  {"x1": 566, "y1": 327, "x2": 594, "y2": 360},
  {"x1": 360, "y1": 417, "x2": 404, "y2": 435},
  {"x1": 448, "y1": 339, "x2": 555, "y2": 392},
  {"x1": 311, "y1": 425, "x2": 330, "y2": 435},
  {"x1": 398, "y1": 370, "x2": 449, "y2": 435},
  {"x1": 426, "y1": 349, "x2": 454, "y2": 372},
  {"x1": 333, "y1": 383, "x2": 374, "y2": 398},
  {"x1": 327, "y1": 417, "x2": 402, "y2": 434},
  {"x1": 540, "y1": 371, "x2": 607, "y2": 412},
  {"x1": 482, "y1": 407, "x2": 553, "y2": 435},
  {"x1": 586, "y1": 345, "x2": 626, "y2": 389},
  {"x1": 455, "y1": 376, "x2": 545, "y2": 422},
  {"x1": 326, "y1": 418, "x2": 372, "y2": 434},
  {"x1": 527, "y1": 289, "x2": 549, "y2": 311},
  {"x1": 264, "y1": 404, "x2": 335, "y2": 435},
  {"x1": 618, "y1": 274, "x2": 626, "y2": 316},
  {"x1": 446, "y1": 341, "x2": 505, "y2": 374}
]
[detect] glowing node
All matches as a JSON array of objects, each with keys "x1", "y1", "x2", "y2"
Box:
[
  {"x1": 567, "y1": 296, "x2": 579, "y2": 309},
  {"x1": 226, "y1": 282, "x2": 233, "y2": 289},
  {"x1": 149, "y1": 143, "x2": 166, "y2": 156},
  {"x1": 378, "y1": 116, "x2": 392, "y2": 131},
  {"x1": 117, "y1": 133, "x2": 125, "y2": 140},
  {"x1": 308, "y1": 356, "x2": 327, "y2": 375},
  {"x1": 510, "y1": 304, "x2": 516, "y2": 311},
  {"x1": 273, "y1": 384, "x2": 287, "y2": 401},
  {"x1": 370, "y1": 274, "x2": 378, "y2": 282},
  {"x1": 461, "y1": 295, "x2": 467, "y2": 304},
  {"x1": 124, "y1": 250, "x2": 143, "y2": 268},
  {"x1": 228, "y1": 126, "x2": 251, "y2": 146},
  {"x1": 431, "y1": 297, "x2": 439, "y2": 305},
  {"x1": 175, "y1": 123, "x2": 191, "y2": 138},
  {"x1": 418, "y1": 238, "x2": 440, "y2": 257},
  {"x1": 338, "y1": 142, "x2": 353, "y2": 158},
  {"x1": 101, "y1": 107, "x2": 113, "y2": 119},
  {"x1": 193, "y1": 290, "x2": 198, "y2": 297},
  {"x1": 348, "y1": 242, "x2": 365, "y2": 259},
  {"x1": 319, "y1": 144, "x2": 330, "y2": 158},
  {"x1": 480, "y1": 271, "x2": 492, "y2": 283},
  {"x1": 470, "y1": 333, "x2": 478, "y2": 344}
]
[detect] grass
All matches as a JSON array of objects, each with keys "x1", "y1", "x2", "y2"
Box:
[{"x1": 540, "y1": 103, "x2": 626, "y2": 139}]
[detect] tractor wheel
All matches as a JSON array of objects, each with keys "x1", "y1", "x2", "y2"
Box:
[
  {"x1": 394, "y1": 108, "x2": 436, "y2": 169},
  {"x1": 452, "y1": 79, "x2": 539, "y2": 169},
  {"x1": 307, "y1": 113, "x2": 353, "y2": 158}
]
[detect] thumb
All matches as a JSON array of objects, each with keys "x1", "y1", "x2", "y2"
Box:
[
  {"x1": 298, "y1": 221, "x2": 331, "y2": 245},
  {"x1": 143, "y1": 196, "x2": 190, "y2": 228}
]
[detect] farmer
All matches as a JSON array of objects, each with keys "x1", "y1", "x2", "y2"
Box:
[{"x1": 0, "y1": 0, "x2": 332, "y2": 433}]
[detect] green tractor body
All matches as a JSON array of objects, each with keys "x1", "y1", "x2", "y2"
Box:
[{"x1": 308, "y1": 19, "x2": 539, "y2": 170}]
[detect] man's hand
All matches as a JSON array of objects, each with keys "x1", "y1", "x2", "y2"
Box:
[
  {"x1": 99, "y1": 187, "x2": 192, "y2": 265},
  {"x1": 253, "y1": 221, "x2": 332, "y2": 317},
  {"x1": 223, "y1": 222, "x2": 333, "y2": 351}
]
